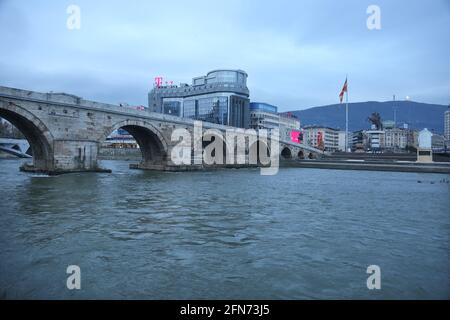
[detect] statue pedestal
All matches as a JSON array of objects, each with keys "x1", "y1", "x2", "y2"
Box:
[{"x1": 416, "y1": 148, "x2": 433, "y2": 163}]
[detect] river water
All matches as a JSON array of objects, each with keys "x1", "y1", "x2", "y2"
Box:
[{"x1": 0, "y1": 159, "x2": 449, "y2": 299}]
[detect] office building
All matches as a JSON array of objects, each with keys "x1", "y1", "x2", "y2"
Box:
[
  {"x1": 303, "y1": 126, "x2": 339, "y2": 152},
  {"x1": 249, "y1": 103, "x2": 300, "y2": 142},
  {"x1": 148, "y1": 69, "x2": 250, "y2": 128},
  {"x1": 249, "y1": 102, "x2": 280, "y2": 133},
  {"x1": 365, "y1": 129, "x2": 385, "y2": 152},
  {"x1": 384, "y1": 128, "x2": 410, "y2": 151},
  {"x1": 278, "y1": 112, "x2": 301, "y2": 142}
]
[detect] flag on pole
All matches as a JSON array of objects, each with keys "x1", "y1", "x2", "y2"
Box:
[{"x1": 339, "y1": 78, "x2": 348, "y2": 103}]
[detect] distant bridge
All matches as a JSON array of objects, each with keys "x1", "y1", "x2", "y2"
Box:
[{"x1": 0, "y1": 86, "x2": 323, "y2": 174}]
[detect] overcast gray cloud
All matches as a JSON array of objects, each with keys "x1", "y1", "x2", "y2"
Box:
[{"x1": 0, "y1": 0, "x2": 449, "y2": 110}]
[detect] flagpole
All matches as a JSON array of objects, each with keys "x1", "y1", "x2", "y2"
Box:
[{"x1": 345, "y1": 75, "x2": 349, "y2": 152}]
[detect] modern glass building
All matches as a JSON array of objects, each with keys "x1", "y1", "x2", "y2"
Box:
[
  {"x1": 249, "y1": 102, "x2": 278, "y2": 114},
  {"x1": 148, "y1": 69, "x2": 250, "y2": 128},
  {"x1": 249, "y1": 102, "x2": 280, "y2": 133},
  {"x1": 249, "y1": 102, "x2": 300, "y2": 142}
]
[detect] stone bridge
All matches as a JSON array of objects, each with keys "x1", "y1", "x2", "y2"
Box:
[{"x1": 0, "y1": 86, "x2": 323, "y2": 174}]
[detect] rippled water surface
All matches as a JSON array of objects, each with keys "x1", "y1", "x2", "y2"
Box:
[{"x1": 0, "y1": 159, "x2": 449, "y2": 299}]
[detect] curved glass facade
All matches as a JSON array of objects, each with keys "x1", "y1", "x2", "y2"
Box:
[
  {"x1": 184, "y1": 96, "x2": 228, "y2": 125},
  {"x1": 205, "y1": 70, "x2": 247, "y2": 86},
  {"x1": 149, "y1": 69, "x2": 250, "y2": 128},
  {"x1": 249, "y1": 102, "x2": 278, "y2": 114}
]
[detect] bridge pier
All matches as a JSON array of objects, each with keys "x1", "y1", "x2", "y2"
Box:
[
  {"x1": 53, "y1": 140, "x2": 99, "y2": 171},
  {"x1": 20, "y1": 140, "x2": 111, "y2": 175}
]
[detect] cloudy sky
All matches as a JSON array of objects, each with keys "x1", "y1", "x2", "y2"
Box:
[{"x1": 0, "y1": 0, "x2": 449, "y2": 111}]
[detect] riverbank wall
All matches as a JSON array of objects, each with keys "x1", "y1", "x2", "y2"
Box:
[{"x1": 282, "y1": 159, "x2": 450, "y2": 174}]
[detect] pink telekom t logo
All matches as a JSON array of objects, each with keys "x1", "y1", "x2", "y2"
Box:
[{"x1": 154, "y1": 77, "x2": 163, "y2": 88}]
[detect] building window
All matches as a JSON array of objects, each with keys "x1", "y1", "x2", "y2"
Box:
[
  {"x1": 183, "y1": 97, "x2": 228, "y2": 125},
  {"x1": 163, "y1": 101, "x2": 181, "y2": 116}
]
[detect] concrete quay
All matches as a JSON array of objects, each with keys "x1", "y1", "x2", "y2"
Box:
[{"x1": 282, "y1": 159, "x2": 450, "y2": 174}]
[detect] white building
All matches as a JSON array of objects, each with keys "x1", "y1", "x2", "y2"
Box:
[
  {"x1": 303, "y1": 126, "x2": 339, "y2": 152},
  {"x1": 384, "y1": 128, "x2": 409, "y2": 150},
  {"x1": 418, "y1": 128, "x2": 433, "y2": 148},
  {"x1": 365, "y1": 129, "x2": 385, "y2": 152},
  {"x1": 249, "y1": 103, "x2": 300, "y2": 142},
  {"x1": 337, "y1": 131, "x2": 352, "y2": 152},
  {"x1": 445, "y1": 105, "x2": 450, "y2": 147},
  {"x1": 279, "y1": 113, "x2": 301, "y2": 142},
  {"x1": 249, "y1": 103, "x2": 280, "y2": 133},
  {"x1": 417, "y1": 128, "x2": 433, "y2": 163}
]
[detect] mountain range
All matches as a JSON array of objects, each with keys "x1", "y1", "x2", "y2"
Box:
[{"x1": 289, "y1": 101, "x2": 448, "y2": 134}]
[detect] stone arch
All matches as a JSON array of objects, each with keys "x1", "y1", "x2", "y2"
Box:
[
  {"x1": 202, "y1": 130, "x2": 229, "y2": 165},
  {"x1": 101, "y1": 119, "x2": 168, "y2": 164},
  {"x1": 308, "y1": 152, "x2": 315, "y2": 159},
  {"x1": 0, "y1": 100, "x2": 54, "y2": 171},
  {"x1": 281, "y1": 147, "x2": 292, "y2": 159},
  {"x1": 248, "y1": 139, "x2": 271, "y2": 165},
  {"x1": 297, "y1": 150, "x2": 304, "y2": 159}
]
